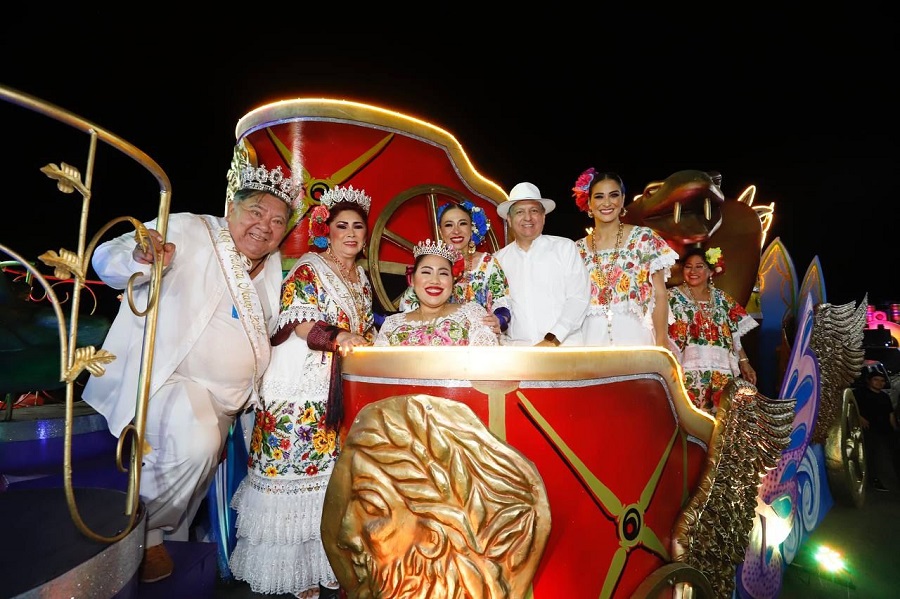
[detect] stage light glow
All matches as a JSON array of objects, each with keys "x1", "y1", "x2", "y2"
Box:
[{"x1": 814, "y1": 545, "x2": 846, "y2": 573}]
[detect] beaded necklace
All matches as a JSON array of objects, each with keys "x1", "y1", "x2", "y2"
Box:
[
  {"x1": 460, "y1": 247, "x2": 477, "y2": 303},
  {"x1": 326, "y1": 247, "x2": 367, "y2": 333},
  {"x1": 592, "y1": 221, "x2": 624, "y2": 340},
  {"x1": 465, "y1": 249, "x2": 475, "y2": 273},
  {"x1": 683, "y1": 283, "x2": 714, "y2": 339}
]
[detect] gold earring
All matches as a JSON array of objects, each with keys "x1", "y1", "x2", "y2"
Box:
[{"x1": 468, "y1": 240, "x2": 476, "y2": 254}]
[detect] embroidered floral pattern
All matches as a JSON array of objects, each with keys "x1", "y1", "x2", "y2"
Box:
[
  {"x1": 375, "y1": 302, "x2": 498, "y2": 347},
  {"x1": 576, "y1": 226, "x2": 678, "y2": 321},
  {"x1": 249, "y1": 254, "x2": 374, "y2": 481},
  {"x1": 667, "y1": 285, "x2": 758, "y2": 413},
  {"x1": 248, "y1": 399, "x2": 338, "y2": 477},
  {"x1": 278, "y1": 262, "x2": 374, "y2": 336}
]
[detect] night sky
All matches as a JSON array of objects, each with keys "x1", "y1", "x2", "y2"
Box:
[{"x1": 3, "y1": 9, "x2": 896, "y2": 309}]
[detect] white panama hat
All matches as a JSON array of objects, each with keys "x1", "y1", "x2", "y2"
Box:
[{"x1": 497, "y1": 182, "x2": 556, "y2": 220}]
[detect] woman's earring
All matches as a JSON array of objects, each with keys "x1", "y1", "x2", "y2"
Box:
[
  {"x1": 587, "y1": 210, "x2": 593, "y2": 217},
  {"x1": 468, "y1": 240, "x2": 476, "y2": 254},
  {"x1": 620, "y1": 207, "x2": 628, "y2": 217}
]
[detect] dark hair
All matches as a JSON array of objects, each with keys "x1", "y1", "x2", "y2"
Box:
[
  {"x1": 413, "y1": 252, "x2": 452, "y2": 272},
  {"x1": 232, "y1": 187, "x2": 292, "y2": 216},
  {"x1": 326, "y1": 200, "x2": 368, "y2": 226},
  {"x1": 437, "y1": 200, "x2": 490, "y2": 246},
  {"x1": 231, "y1": 187, "x2": 294, "y2": 224},
  {"x1": 590, "y1": 171, "x2": 626, "y2": 197},
  {"x1": 681, "y1": 246, "x2": 710, "y2": 267}
]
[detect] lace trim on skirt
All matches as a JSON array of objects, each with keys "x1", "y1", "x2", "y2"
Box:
[{"x1": 230, "y1": 471, "x2": 337, "y2": 595}]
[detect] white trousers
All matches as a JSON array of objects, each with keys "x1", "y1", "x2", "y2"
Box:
[{"x1": 139, "y1": 376, "x2": 235, "y2": 547}]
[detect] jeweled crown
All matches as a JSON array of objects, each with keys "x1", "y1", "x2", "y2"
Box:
[
  {"x1": 320, "y1": 185, "x2": 372, "y2": 214},
  {"x1": 412, "y1": 239, "x2": 462, "y2": 263},
  {"x1": 239, "y1": 164, "x2": 299, "y2": 205}
]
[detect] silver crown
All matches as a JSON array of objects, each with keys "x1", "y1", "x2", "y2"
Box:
[
  {"x1": 319, "y1": 185, "x2": 372, "y2": 213},
  {"x1": 239, "y1": 164, "x2": 299, "y2": 205},
  {"x1": 412, "y1": 239, "x2": 462, "y2": 263}
]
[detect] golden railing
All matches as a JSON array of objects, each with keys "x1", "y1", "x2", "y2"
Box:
[{"x1": 0, "y1": 84, "x2": 170, "y2": 543}]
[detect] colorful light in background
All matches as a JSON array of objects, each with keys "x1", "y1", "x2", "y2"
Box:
[
  {"x1": 865, "y1": 304, "x2": 900, "y2": 346},
  {"x1": 814, "y1": 545, "x2": 846, "y2": 574}
]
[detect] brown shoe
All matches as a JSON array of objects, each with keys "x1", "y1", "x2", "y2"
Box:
[{"x1": 140, "y1": 544, "x2": 174, "y2": 583}]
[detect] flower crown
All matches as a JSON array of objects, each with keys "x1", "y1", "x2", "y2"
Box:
[
  {"x1": 705, "y1": 247, "x2": 726, "y2": 276},
  {"x1": 437, "y1": 200, "x2": 491, "y2": 246},
  {"x1": 571, "y1": 167, "x2": 598, "y2": 212},
  {"x1": 240, "y1": 164, "x2": 300, "y2": 206},
  {"x1": 308, "y1": 185, "x2": 372, "y2": 249}
]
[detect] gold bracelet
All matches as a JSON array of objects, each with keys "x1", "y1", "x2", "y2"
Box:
[{"x1": 739, "y1": 357, "x2": 749, "y2": 363}]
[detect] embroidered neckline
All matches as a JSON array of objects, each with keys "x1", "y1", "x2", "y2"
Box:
[{"x1": 683, "y1": 284, "x2": 714, "y2": 339}]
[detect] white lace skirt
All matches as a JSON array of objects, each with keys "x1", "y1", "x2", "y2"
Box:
[{"x1": 229, "y1": 470, "x2": 337, "y2": 595}]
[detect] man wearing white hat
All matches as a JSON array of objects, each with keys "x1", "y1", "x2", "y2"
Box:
[{"x1": 494, "y1": 182, "x2": 590, "y2": 346}]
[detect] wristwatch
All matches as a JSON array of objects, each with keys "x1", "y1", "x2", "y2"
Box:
[{"x1": 544, "y1": 333, "x2": 561, "y2": 347}]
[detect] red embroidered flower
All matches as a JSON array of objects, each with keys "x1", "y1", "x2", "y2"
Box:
[{"x1": 261, "y1": 412, "x2": 276, "y2": 432}]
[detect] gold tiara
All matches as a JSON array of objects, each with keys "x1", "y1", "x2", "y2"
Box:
[
  {"x1": 320, "y1": 185, "x2": 372, "y2": 213},
  {"x1": 239, "y1": 164, "x2": 299, "y2": 205},
  {"x1": 412, "y1": 239, "x2": 462, "y2": 263}
]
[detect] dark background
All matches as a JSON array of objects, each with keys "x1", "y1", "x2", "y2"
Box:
[{"x1": 2, "y1": 8, "x2": 896, "y2": 309}]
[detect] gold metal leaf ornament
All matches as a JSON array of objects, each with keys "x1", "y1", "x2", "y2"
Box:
[
  {"x1": 65, "y1": 346, "x2": 116, "y2": 382},
  {"x1": 39, "y1": 247, "x2": 85, "y2": 280},
  {"x1": 40, "y1": 162, "x2": 89, "y2": 196}
]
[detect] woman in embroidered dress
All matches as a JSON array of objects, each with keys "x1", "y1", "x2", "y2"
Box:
[
  {"x1": 397, "y1": 200, "x2": 511, "y2": 336},
  {"x1": 667, "y1": 246, "x2": 758, "y2": 414},
  {"x1": 571, "y1": 168, "x2": 678, "y2": 347},
  {"x1": 376, "y1": 239, "x2": 498, "y2": 347},
  {"x1": 230, "y1": 186, "x2": 375, "y2": 599}
]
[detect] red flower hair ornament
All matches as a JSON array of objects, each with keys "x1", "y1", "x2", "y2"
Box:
[
  {"x1": 308, "y1": 205, "x2": 330, "y2": 248},
  {"x1": 572, "y1": 167, "x2": 598, "y2": 212}
]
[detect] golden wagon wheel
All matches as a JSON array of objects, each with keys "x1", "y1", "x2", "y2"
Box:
[
  {"x1": 824, "y1": 388, "x2": 867, "y2": 508},
  {"x1": 629, "y1": 562, "x2": 715, "y2": 598},
  {"x1": 366, "y1": 184, "x2": 502, "y2": 313}
]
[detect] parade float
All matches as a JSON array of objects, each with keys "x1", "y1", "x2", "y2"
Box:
[{"x1": 0, "y1": 85, "x2": 878, "y2": 598}]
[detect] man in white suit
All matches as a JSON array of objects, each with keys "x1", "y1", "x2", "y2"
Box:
[{"x1": 83, "y1": 164, "x2": 295, "y2": 582}]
